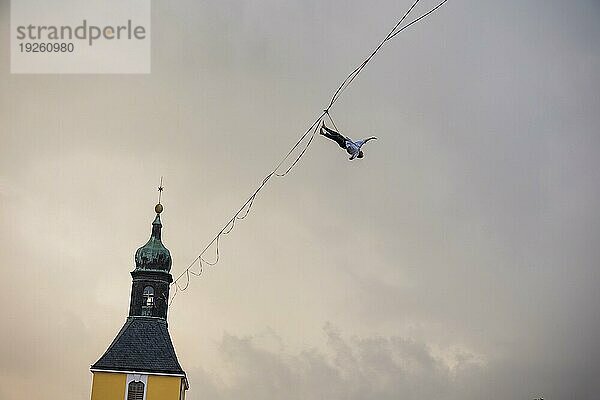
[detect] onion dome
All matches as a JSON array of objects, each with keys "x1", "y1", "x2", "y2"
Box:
[{"x1": 134, "y1": 204, "x2": 172, "y2": 272}]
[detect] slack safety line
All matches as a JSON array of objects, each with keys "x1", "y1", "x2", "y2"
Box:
[
  {"x1": 169, "y1": 0, "x2": 449, "y2": 305},
  {"x1": 169, "y1": 117, "x2": 324, "y2": 305}
]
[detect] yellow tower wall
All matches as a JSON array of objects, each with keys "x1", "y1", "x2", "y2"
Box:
[
  {"x1": 90, "y1": 371, "x2": 185, "y2": 400},
  {"x1": 90, "y1": 372, "x2": 126, "y2": 400},
  {"x1": 147, "y1": 375, "x2": 183, "y2": 400}
]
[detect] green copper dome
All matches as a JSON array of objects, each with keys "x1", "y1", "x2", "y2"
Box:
[{"x1": 134, "y1": 212, "x2": 172, "y2": 272}]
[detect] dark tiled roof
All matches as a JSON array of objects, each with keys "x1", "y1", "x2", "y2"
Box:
[{"x1": 92, "y1": 317, "x2": 185, "y2": 375}]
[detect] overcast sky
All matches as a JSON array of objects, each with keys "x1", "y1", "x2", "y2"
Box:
[{"x1": 1, "y1": 1, "x2": 599, "y2": 399}]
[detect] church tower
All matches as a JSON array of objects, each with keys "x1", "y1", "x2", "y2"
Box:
[{"x1": 90, "y1": 202, "x2": 188, "y2": 400}]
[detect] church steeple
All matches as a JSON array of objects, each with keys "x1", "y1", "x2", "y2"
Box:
[
  {"x1": 128, "y1": 203, "x2": 173, "y2": 319},
  {"x1": 91, "y1": 192, "x2": 188, "y2": 400}
]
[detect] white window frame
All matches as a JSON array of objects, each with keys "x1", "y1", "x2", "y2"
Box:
[
  {"x1": 124, "y1": 373, "x2": 148, "y2": 400},
  {"x1": 142, "y1": 286, "x2": 155, "y2": 316}
]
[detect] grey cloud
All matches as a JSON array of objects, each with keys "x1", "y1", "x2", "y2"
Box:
[
  {"x1": 188, "y1": 326, "x2": 495, "y2": 400},
  {"x1": 190, "y1": 324, "x2": 599, "y2": 400}
]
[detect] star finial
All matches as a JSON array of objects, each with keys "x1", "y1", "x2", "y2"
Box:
[
  {"x1": 155, "y1": 176, "x2": 164, "y2": 214},
  {"x1": 158, "y1": 176, "x2": 164, "y2": 203}
]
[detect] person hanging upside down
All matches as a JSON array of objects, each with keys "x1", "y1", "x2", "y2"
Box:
[{"x1": 319, "y1": 121, "x2": 377, "y2": 160}]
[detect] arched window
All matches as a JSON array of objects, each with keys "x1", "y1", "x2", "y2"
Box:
[
  {"x1": 127, "y1": 381, "x2": 144, "y2": 400},
  {"x1": 141, "y1": 286, "x2": 154, "y2": 316}
]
